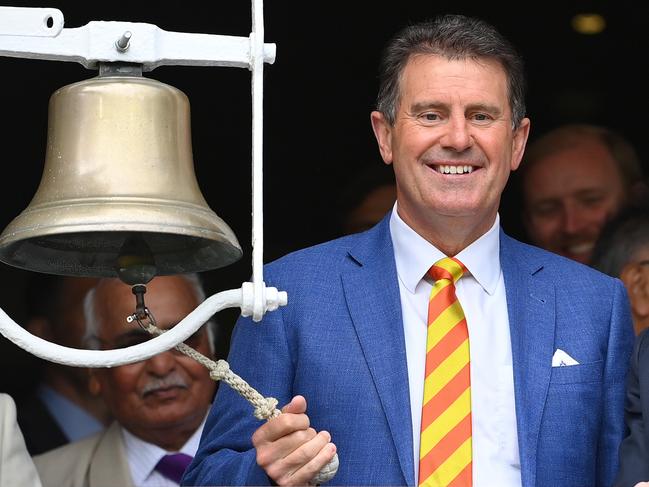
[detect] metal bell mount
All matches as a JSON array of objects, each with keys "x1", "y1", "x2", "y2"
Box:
[{"x1": 0, "y1": 2, "x2": 279, "y2": 365}]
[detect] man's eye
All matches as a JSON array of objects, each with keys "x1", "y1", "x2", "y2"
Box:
[
  {"x1": 472, "y1": 113, "x2": 492, "y2": 122},
  {"x1": 531, "y1": 204, "x2": 560, "y2": 218},
  {"x1": 580, "y1": 195, "x2": 605, "y2": 206},
  {"x1": 421, "y1": 112, "x2": 440, "y2": 121}
]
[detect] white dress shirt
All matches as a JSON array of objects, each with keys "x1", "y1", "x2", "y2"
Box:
[
  {"x1": 122, "y1": 415, "x2": 206, "y2": 487},
  {"x1": 390, "y1": 206, "x2": 521, "y2": 486}
]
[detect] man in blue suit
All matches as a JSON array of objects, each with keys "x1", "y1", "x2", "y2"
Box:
[{"x1": 182, "y1": 14, "x2": 634, "y2": 487}]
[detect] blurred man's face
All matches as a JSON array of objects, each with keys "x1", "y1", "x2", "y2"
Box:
[
  {"x1": 523, "y1": 139, "x2": 627, "y2": 264},
  {"x1": 620, "y1": 248, "x2": 649, "y2": 336},
  {"x1": 89, "y1": 276, "x2": 215, "y2": 444}
]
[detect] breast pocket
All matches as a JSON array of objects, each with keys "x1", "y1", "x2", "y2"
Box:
[{"x1": 549, "y1": 360, "x2": 603, "y2": 384}]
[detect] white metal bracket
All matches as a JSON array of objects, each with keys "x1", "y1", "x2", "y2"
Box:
[
  {"x1": 0, "y1": 2, "x2": 279, "y2": 362},
  {"x1": 0, "y1": 6, "x2": 276, "y2": 70}
]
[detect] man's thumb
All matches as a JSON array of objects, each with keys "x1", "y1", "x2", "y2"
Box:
[{"x1": 281, "y1": 395, "x2": 307, "y2": 414}]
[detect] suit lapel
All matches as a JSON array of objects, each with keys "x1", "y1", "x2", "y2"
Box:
[
  {"x1": 89, "y1": 422, "x2": 135, "y2": 487},
  {"x1": 341, "y1": 218, "x2": 414, "y2": 486},
  {"x1": 501, "y1": 233, "x2": 555, "y2": 487}
]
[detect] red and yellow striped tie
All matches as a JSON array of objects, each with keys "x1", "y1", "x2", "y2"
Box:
[{"x1": 418, "y1": 257, "x2": 472, "y2": 487}]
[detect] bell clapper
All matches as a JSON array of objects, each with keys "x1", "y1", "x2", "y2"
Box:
[
  {"x1": 115, "y1": 234, "x2": 157, "y2": 284},
  {"x1": 115, "y1": 234, "x2": 157, "y2": 324}
]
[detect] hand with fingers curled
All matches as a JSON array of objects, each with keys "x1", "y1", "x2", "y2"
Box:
[{"x1": 252, "y1": 395, "x2": 337, "y2": 486}]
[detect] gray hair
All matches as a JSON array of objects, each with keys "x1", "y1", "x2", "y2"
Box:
[
  {"x1": 83, "y1": 273, "x2": 217, "y2": 355},
  {"x1": 592, "y1": 206, "x2": 649, "y2": 277},
  {"x1": 375, "y1": 14, "x2": 526, "y2": 128}
]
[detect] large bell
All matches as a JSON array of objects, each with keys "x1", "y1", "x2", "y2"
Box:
[{"x1": 0, "y1": 71, "x2": 242, "y2": 281}]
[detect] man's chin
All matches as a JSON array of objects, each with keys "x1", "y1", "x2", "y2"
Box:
[{"x1": 559, "y1": 249, "x2": 593, "y2": 265}]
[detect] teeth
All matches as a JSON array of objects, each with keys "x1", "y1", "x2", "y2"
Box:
[
  {"x1": 568, "y1": 242, "x2": 594, "y2": 254},
  {"x1": 435, "y1": 165, "x2": 474, "y2": 174}
]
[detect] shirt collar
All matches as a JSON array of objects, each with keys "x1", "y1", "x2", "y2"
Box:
[
  {"x1": 121, "y1": 413, "x2": 207, "y2": 485},
  {"x1": 389, "y1": 203, "x2": 501, "y2": 295}
]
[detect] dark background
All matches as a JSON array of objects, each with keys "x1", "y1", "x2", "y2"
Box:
[{"x1": 1, "y1": 1, "x2": 648, "y2": 394}]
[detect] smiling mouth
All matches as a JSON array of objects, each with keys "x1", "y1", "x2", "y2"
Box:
[
  {"x1": 431, "y1": 164, "x2": 475, "y2": 174},
  {"x1": 565, "y1": 242, "x2": 594, "y2": 255}
]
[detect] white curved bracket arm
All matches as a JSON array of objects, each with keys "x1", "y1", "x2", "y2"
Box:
[{"x1": 0, "y1": 283, "x2": 286, "y2": 368}]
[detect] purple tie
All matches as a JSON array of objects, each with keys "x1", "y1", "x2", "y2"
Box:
[{"x1": 154, "y1": 453, "x2": 193, "y2": 484}]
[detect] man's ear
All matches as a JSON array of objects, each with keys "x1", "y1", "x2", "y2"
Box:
[
  {"x1": 621, "y1": 264, "x2": 649, "y2": 319},
  {"x1": 370, "y1": 111, "x2": 394, "y2": 165},
  {"x1": 510, "y1": 117, "x2": 531, "y2": 172}
]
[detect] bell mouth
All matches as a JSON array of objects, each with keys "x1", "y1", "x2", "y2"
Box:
[{"x1": 0, "y1": 196, "x2": 242, "y2": 277}]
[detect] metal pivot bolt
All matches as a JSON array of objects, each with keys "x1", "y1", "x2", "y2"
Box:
[
  {"x1": 131, "y1": 284, "x2": 148, "y2": 321},
  {"x1": 115, "y1": 31, "x2": 132, "y2": 52}
]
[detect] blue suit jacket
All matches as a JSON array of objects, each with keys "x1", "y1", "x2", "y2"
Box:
[{"x1": 183, "y1": 215, "x2": 634, "y2": 487}]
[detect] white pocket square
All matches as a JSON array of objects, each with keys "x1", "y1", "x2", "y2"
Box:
[{"x1": 551, "y1": 348, "x2": 580, "y2": 367}]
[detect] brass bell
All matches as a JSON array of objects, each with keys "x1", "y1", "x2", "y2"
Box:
[{"x1": 0, "y1": 67, "x2": 242, "y2": 282}]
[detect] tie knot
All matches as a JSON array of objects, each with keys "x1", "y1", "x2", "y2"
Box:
[
  {"x1": 154, "y1": 453, "x2": 193, "y2": 484},
  {"x1": 428, "y1": 257, "x2": 466, "y2": 284}
]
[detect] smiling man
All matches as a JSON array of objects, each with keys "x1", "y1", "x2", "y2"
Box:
[
  {"x1": 519, "y1": 124, "x2": 645, "y2": 265},
  {"x1": 33, "y1": 274, "x2": 216, "y2": 487},
  {"x1": 183, "y1": 15, "x2": 634, "y2": 487}
]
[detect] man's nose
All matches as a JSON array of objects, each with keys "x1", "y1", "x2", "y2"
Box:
[
  {"x1": 440, "y1": 116, "x2": 473, "y2": 152},
  {"x1": 560, "y1": 204, "x2": 588, "y2": 235},
  {"x1": 146, "y1": 349, "x2": 177, "y2": 376}
]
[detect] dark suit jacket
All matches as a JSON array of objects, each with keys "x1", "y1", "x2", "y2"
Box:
[
  {"x1": 15, "y1": 393, "x2": 67, "y2": 455},
  {"x1": 183, "y1": 214, "x2": 634, "y2": 487},
  {"x1": 616, "y1": 328, "x2": 649, "y2": 486}
]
